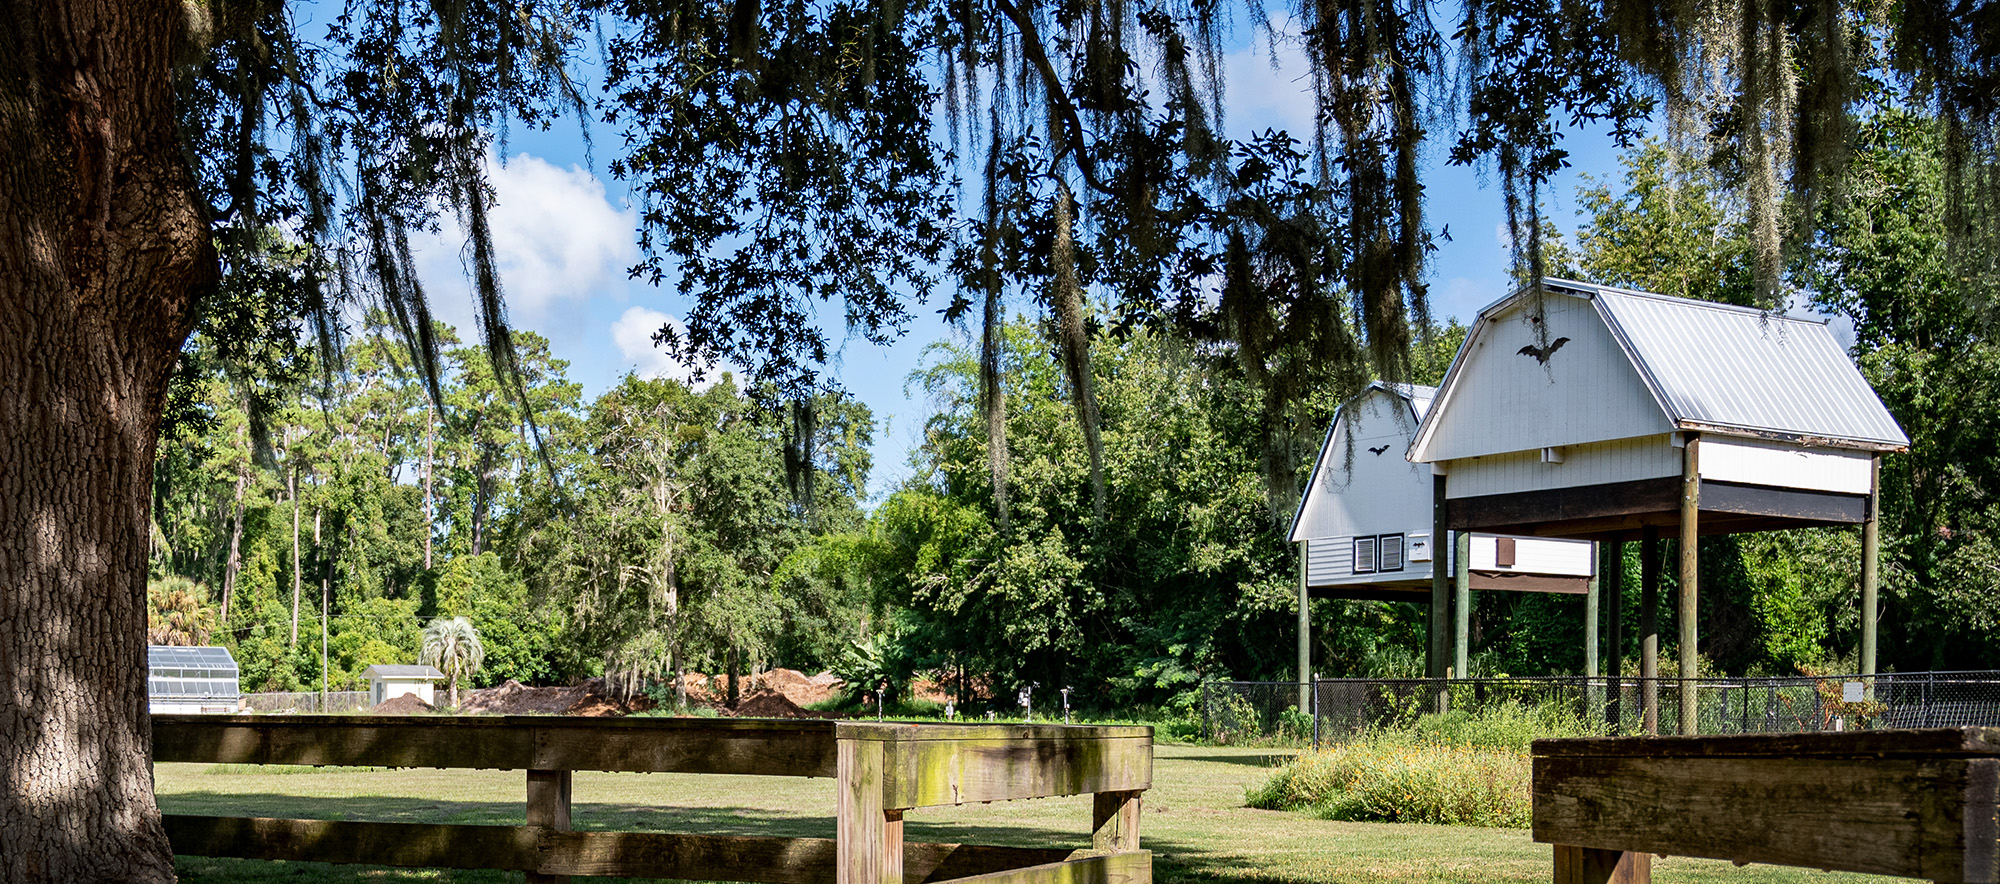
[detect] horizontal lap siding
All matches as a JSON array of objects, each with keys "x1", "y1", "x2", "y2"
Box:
[
  {"x1": 1469, "y1": 535, "x2": 1595, "y2": 576},
  {"x1": 1306, "y1": 535, "x2": 1434, "y2": 585},
  {"x1": 1699, "y1": 437, "x2": 1872, "y2": 494}
]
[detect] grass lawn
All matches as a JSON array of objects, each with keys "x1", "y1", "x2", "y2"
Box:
[{"x1": 158, "y1": 742, "x2": 1911, "y2": 884}]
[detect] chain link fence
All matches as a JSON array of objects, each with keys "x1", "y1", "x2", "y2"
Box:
[
  {"x1": 240, "y1": 690, "x2": 372, "y2": 713},
  {"x1": 1201, "y1": 671, "x2": 2000, "y2": 745}
]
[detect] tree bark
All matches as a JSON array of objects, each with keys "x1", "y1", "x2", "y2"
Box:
[
  {"x1": 220, "y1": 470, "x2": 246, "y2": 624},
  {"x1": 0, "y1": 1, "x2": 214, "y2": 880},
  {"x1": 423, "y1": 402, "x2": 434, "y2": 569},
  {"x1": 289, "y1": 465, "x2": 300, "y2": 646}
]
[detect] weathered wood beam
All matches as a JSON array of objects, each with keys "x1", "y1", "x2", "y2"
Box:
[
  {"x1": 1092, "y1": 791, "x2": 1142, "y2": 853},
  {"x1": 1553, "y1": 845, "x2": 1650, "y2": 884},
  {"x1": 920, "y1": 851, "x2": 1151, "y2": 884},
  {"x1": 870, "y1": 736, "x2": 1152, "y2": 809},
  {"x1": 526, "y1": 769, "x2": 572, "y2": 884},
  {"x1": 1640, "y1": 527, "x2": 1660, "y2": 736},
  {"x1": 1678, "y1": 435, "x2": 1700, "y2": 735},
  {"x1": 1430, "y1": 474, "x2": 1450, "y2": 681},
  {"x1": 1602, "y1": 539, "x2": 1624, "y2": 731},
  {"x1": 1454, "y1": 530, "x2": 1471, "y2": 679},
  {"x1": 163, "y1": 816, "x2": 1082, "y2": 883},
  {"x1": 1533, "y1": 754, "x2": 1999, "y2": 882},
  {"x1": 1862, "y1": 454, "x2": 1880, "y2": 681},
  {"x1": 153, "y1": 715, "x2": 839, "y2": 776},
  {"x1": 1297, "y1": 541, "x2": 1311, "y2": 712}
]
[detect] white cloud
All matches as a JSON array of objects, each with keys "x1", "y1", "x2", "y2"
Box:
[
  {"x1": 611, "y1": 306, "x2": 723, "y2": 386},
  {"x1": 1221, "y1": 22, "x2": 1317, "y2": 142},
  {"x1": 411, "y1": 152, "x2": 637, "y2": 337}
]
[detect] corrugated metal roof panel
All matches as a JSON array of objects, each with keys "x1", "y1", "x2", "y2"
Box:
[
  {"x1": 363, "y1": 664, "x2": 445, "y2": 679},
  {"x1": 1592, "y1": 287, "x2": 1908, "y2": 449},
  {"x1": 147, "y1": 645, "x2": 238, "y2": 674}
]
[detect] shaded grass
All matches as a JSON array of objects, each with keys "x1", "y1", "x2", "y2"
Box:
[{"x1": 157, "y1": 743, "x2": 1912, "y2": 884}]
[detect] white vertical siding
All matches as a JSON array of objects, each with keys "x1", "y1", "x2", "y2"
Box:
[
  {"x1": 1292, "y1": 389, "x2": 1433, "y2": 541},
  {"x1": 1445, "y1": 435, "x2": 1682, "y2": 498},
  {"x1": 1467, "y1": 535, "x2": 1596, "y2": 576},
  {"x1": 1419, "y1": 291, "x2": 1674, "y2": 462},
  {"x1": 1699, "y1": 436, "x2": 1873, "y2": 494}
]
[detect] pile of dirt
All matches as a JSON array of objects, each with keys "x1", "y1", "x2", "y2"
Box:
[
  {"x1": 459, "y1": 678, "x2": 654, "y2": 717},
  {"x1": 371, "y1": 692, "x2": 434, "y2": 715},
  {"x1": 728, "y1": 689, "x2": 816, "y2": 719},
  {"x1": 757, "y1": 667, "x2": 843, "y2": 707}
]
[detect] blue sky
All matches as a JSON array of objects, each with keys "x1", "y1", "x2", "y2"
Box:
[{"x1": 406, "y1": 21, "x2": 1635, "y2": 499}]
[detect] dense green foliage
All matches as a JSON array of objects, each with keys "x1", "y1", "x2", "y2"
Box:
[
  {"x1": 149, "y1": 106, "x2": 2000, "y2": 712},
  {"x1": 150, "y1": 319, "x2": 871, "y2": 696}
]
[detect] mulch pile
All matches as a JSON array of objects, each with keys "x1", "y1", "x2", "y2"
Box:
[
  {"x1": 370, "y1": 692, "x2": 435, "y2": 715},
  {"x1": 757, "y1": 668, "x2": 843, "y2": 707},
  {"x1": 458, "y1": 678, "x2": 656, "y2": 717},
  {"x1": 727, "y1": 689, "x2": 816, "y2": 719}
]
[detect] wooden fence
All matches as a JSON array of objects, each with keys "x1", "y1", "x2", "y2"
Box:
[
  {"x1": 1532, "y1": 726, "x2": 1999, "y2": 884},
  {"x1": 154, "y1": 715, "x2": 1153, "y2": 883}
]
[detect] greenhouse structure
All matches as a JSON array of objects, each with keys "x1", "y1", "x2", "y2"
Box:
[{"x1": 147, "y1": 645, "x2": 241, "y2": 715}]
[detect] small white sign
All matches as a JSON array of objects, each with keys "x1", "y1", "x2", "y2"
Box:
[
  {"x1": 1842, "y1": 681, "x2": 1865, "y2": 703},
  {"x1": 1408, "y1": 534, "x2": 1432, "y2": 562}
]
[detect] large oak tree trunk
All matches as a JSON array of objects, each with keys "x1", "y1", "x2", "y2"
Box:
[{"x1": 0, "y1": 0, "x2": 213, "y2": 881}]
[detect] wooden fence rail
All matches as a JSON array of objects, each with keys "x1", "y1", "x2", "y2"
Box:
[
  {"x1": 154, "y1": 715, "x2": 1153, "y2": 884},
  {"x1": 1532, "y1": 726, "x2": 1999, "y2": 884}
]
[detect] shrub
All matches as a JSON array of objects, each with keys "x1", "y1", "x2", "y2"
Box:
[
  {"x1": 1246, "y1": 735, "x2": 1530, "y2": 827},
  {"x1": 1400, "y1": 701, "x2": 1599, "y2": 752}
]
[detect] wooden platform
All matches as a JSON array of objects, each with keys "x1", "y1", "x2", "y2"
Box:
[
  {"x1": 154, "y1": 715, "x2": 1154, "y2": 884},
  {"x1": 1532, "y1": 727, "x2": 2000, "y2": 883}
]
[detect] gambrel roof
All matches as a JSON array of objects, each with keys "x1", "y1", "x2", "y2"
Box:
[
  {"x1": 1410, "y1": 279, "x2": 1908, "y2": 463},
  {"x1": 1286, "y1": 381, "x2": 1436, "y2": 543}
]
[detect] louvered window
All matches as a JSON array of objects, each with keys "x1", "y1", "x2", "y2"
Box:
[
  {"x1": 1352, "y1": 536, "x2": 1377, "y2": 574},
  {"x1": 1377, "y1": 534, "x2": 1405, "y2": 572}
]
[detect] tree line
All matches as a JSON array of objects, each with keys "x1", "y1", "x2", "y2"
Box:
[{"x1": 147, "y1": 106, "x2": 2000, "y2": 716}]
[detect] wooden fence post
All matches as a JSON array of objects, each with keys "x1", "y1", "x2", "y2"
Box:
[
  {"x1": 1554, "y1": 845, "x2": 1650, "y2": 884},
  {"x1": 526, "y1": 768, "x2": 572, "y2": 884},
  {"x1": 1092, "y1": 790, "x2": 1142, "y2": 853},
  {"x1": 837, "y1": 735, "x2": 903, "y2": 884}
]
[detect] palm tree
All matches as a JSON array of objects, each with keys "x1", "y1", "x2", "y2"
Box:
[
  {"x1": 147, "y1": 576, "x2": 217, "y2": 646},
  {"x1": 420, "y1": 617, "x2": 485, "y2": 709}
]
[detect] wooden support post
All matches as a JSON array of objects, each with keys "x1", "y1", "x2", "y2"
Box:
[
  {"x1": 1298, "y1": 541, "x2": 1311, "y2": 713},
  {"x1": 1430, "y1": 474, "x2": 1450, "y2": 683},
  {"x1": 1678, "y1": 434, "x2": 1701, "y2": 736},
  {"x1": 1553, "y1": 845, "x2": 1651, "y2": 884},
  {"x1": 526, "y1": 769, "x2": 573, "y2": 884},
  {"x1": 1641, "y1": 527, "x2": 1660, "y2": 736},
  {"x1": 1092, "y1": 790, "x2": 1143, "y2": 853},
  {"x1": 1585, "y1": 549, "x2": 1601, "y2": 681},
  {"x1": 1454, "y1": 530, "x2": 1471, "y2": 680},
  {"x1": 1862, "y1": 455, "x2": 1880, "y2": 686},
  {"x1": 838, "y1": 737, "x2": 902, "y2": 884},
  {"x1": 1603, "y1": 539, "x2": 1624, "y2": 732}
]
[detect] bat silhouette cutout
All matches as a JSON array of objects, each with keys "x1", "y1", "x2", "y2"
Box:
[
  {"x1": 1367, "y1": 445, "x2": 1391, "y2": 456},
  {"x1": 1517, "y1": 337, "x2": 1571, "y2": 365}
]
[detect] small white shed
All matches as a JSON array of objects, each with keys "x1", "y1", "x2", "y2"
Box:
[
  {"x1": 1288, "y1": 382, "x2": 1594, "y2": 602},
  {"x1": 1409, "y1": 279, "x2": 1909, "y2": 731},
  {"x1": 363, "y1": 664, "x2": 445, "y2": 707}
]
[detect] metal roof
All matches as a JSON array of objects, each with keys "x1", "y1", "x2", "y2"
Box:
[
  {"x1": 363, "y1": 664, "x2": 444, "y2": 679},
  {"x1": 147, "y1": 645, "x2": 238, "y2": 674},
  {"x1": 1583, "y1": 283, "x2": 1909, "y2": 449}
]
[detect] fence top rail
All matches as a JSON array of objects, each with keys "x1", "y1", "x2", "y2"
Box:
[
  {"x1": 835, "y1": 721, "x2": 1151, "y2": 741},
  {"x1": 1533, "y1": 726, "x2": 2000, "y2": 759},
  {"x1": 152, "y1": 715, "x2": 1152, "y2": 780}
]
